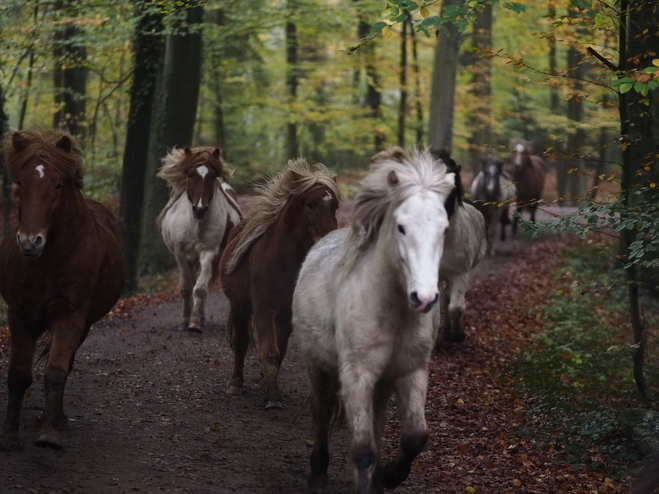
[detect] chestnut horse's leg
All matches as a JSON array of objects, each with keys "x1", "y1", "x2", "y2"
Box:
[
  {"x1": 254, "y1": 306, "x2": 283, "y2": 410},
  {"x1": 36, "y1": 314, "x2": 87, "y2": 450},
  {"x1": 307, "y1": 366, "x2": 338, "y2": 494},
  {"x1": 189, "y1": 250, "x2": 214, "y2": 332},
  {"x1": 175, "y1": 250, "x2": 194, "y2": 331},
  {"x1": 0, "y1": 312, "x2": 37, "y2": 450},
  {"x1": 227, "y1": 307, "x2": 250, "y2": 395},
  {"x1": 379, "y1": 369, "x2": 429, "y2": 490}
]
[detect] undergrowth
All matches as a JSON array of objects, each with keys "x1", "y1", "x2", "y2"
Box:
[{"x1": 514, "y1": 238, "x2": 659, "y2": 475}]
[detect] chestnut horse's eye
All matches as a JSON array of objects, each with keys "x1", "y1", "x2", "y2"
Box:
[
  {"x1": 306, "y1": 203, "x2": 314, "y2": 209},
  {"x1": 398, "y1": 225, "x2": 406, "y2": 235},
  {"x1": 56, "y1": 182, "x2": 64, "y2": 190}
]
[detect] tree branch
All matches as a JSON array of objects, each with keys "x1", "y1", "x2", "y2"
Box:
[{"x1": 587, "y1": 46, "x2": 618, "y2": 72}]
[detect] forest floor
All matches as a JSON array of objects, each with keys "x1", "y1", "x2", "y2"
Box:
[{"x1": 0, "y1": 203, "x2": 640, "y2": 494}]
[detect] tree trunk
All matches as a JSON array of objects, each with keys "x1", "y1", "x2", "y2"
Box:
[
  {"x1": 52, "y1": 0, "x2": 87, "y2": 141},
  {"x1": 139, "y1": 2, "x2": 204, "y2": 275},
  {"x1": 427, "y1": 0, "x2": 466, "y2": 152},
  {"x1": 468, "y1": 2, "x2": 492, "y2": 164},
  {"x1": 357, "y1": 15, "x2": 383, "y2": 152},
  {"x1": 119, "y1": 0, "x2": 165, "y2": 293},
  {"x1": 397, "y1": 16, "x2": 408, "y2": 148},
  {"x1": 618, "y1": 0, "x2": 649, "y2": 398},
  {"x1": 286, "y1": 14, "x2": 299, "y2": 160},
  {"x1": 409, "y1": 18, "x2": 424, "y2": 145},
  {"x1": 566, "y1": 8, "x2": 587, "y2": 205},
  {"x1": 0, "y1": 83, "x2": 10, "y2": 234}
]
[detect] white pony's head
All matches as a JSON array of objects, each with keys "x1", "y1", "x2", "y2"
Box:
[{"x1": 350, "y1": 149, "x2": 455, "y2": 313}]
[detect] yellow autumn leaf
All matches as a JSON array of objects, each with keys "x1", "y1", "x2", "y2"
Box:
[
  {"x1": 466, "y1": 487, "x2": 476, "y2": 493},
  {"x1": 382, "y1": 26, "x2": 392, "y2": 38},
  {"x1": 653, "y1": 58, "x2": 659, "y2": 67},
  {"x1": 421, "y1": 6, "x2": 430, "y2": 18}
]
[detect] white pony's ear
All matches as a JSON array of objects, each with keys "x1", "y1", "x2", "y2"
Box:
[
  {"x1": 184, "y1": 146, "x2": 192, "y2": 155},
  {"x1": 212, "y1": 148, "x2": 221, "y2": 158},
  {"x1": 387, "y1": 170, "x2": 399, "y2": 186}
]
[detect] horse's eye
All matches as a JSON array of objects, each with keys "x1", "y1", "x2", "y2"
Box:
[
  {"x1": 14, "y1": 180, "x2": 21, "y2": 187},
  {"x1": 56, "y1": 182, "x2": 64, "y2": 190},
  {"x1": 307, "y1": 203, "x2": 314, "y2": 209},
  {"x1": 398, "y1": 225, "x2": 406, "y2": 235}
]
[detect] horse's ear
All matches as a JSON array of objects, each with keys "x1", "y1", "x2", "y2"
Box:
[
  {"x1": 54, "y1": 134, "x2": 73, "y2": 153},
  {"x1": 387, "y1": 170, "x2": 399, "y2": 187},
  {"x1": 212, "y1": 148, "x2": 221, "y2": 158},
  {"x1": 184, "y1": 146, "x2": 192, "y2": 155},
  {"x1": 290, "y1": 170, "x2": 304, "y2": 182},
  {"x1": 12, "y1": 132, "x2": 30, "y2": 153}
]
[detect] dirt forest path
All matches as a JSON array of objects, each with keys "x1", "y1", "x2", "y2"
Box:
[{"x1": 0, "y1": 205, "x2": 624, "y2": 494}]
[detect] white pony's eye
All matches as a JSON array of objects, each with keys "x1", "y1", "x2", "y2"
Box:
[{"x1": 397, "y1": 225, "x2": 406, "y2": 235}]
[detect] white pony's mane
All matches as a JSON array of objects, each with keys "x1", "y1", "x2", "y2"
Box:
[
  {"x1": 223, "y1": 158, "x2": 341, "y2": 274},
  {"x1": 345, "y1": 149, "x2": 455, "y2": 268}
]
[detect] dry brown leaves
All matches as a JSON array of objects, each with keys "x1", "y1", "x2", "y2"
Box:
[{"x1": 382, "y1": 234, "x2": 632, "y2": 494}]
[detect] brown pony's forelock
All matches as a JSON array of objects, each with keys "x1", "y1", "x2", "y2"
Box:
[
  {"x1": 3, "y1": 129, "x2": 84, "y2": 188},
  {"x1": 157, "y1": 147, "x2": 232, "y2": 198}
]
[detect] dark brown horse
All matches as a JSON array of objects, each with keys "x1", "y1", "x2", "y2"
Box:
[
  {"x1": 219, "y1": 158, "x2": 340, "y2": 410},
  {"x1": 0, "y1": 130, "x2": 125, "y2": 450},
  {"x1": 510, "y1": 138, "x2": 546, "y2": 234}
]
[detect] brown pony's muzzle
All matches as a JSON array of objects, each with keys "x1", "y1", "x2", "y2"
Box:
[{"x1": 16, "y1": 231, "x2": 46, "y2": 257}]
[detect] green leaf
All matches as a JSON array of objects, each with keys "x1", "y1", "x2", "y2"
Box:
[
  {"x1": 371, "y1": 21, "x2": 388, "y2": 34},
  {"x1": 619, "y1": 82, "x2": 633, "y2": 93}
]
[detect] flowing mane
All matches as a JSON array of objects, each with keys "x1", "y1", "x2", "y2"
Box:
[
  {"x1": 223, "y1": 158, "x2": 340, "y2": 274},
  {"x1": 3, "y1": 129, "x2": 84, "y2": 188},
  {"x1": 156, "y1": 147, "x2": 233, "y2": 225},
  {"x1": 346, "y1": 149, "x2": 454, "y2": 268}
]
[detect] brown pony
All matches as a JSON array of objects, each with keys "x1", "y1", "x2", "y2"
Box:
[
  {"x1": 219, "y1": 158, "x2": 340, "y2": 410},
  {"x1": 0, "y1": 130, "x2": 125, "y2": 450},
  {"x1": 510, "y1": 138, "x2": 546, "y2": 234}
]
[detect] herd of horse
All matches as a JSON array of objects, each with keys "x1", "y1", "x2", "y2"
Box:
[{"x1": 0, "y1": 129, "x2": 552, "y2": 493}]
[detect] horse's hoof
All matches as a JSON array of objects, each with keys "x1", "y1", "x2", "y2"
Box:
[
  {"x1": 35, "y1": 431, "x2": 63, "y2": 450},
  {"x1": 264, "y1": 399, "x2": 283, "y2": 410},
  {"x1": 0, "y1": 432, "x2": 22, "y2": 451},
  {"x1": 227, "y1": 384, "x2": 243, "y2": 395},
  {"x1": 307, "y1": 472, "x2": 329, "y2": 493},
  {"x1": 186, "y1": 325, "x2": 203, "y2": 333}
]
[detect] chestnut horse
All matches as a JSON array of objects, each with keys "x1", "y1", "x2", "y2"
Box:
[
  {"x1": 510, "y1": 138, "x2": 546, "y2": 234},
  {"x1": 158, "y1": 147, "x2": 242, "y2": 332},
  {"x1": 219, "y1": 158, "x2": 340, "y2": 410},
  {"x1": 0, "y1": 130, "x2": 125, "y2": 450}
]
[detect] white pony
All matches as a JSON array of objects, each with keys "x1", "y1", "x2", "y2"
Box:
[
  {"x1": 293, "y1": 150, "x2": 455, "y2": 494},
  {"x1": 375, "y1": 147, "x2": 487, "y2": 344},
  {"x1": 158, "y1": 146, "x2": 242, "y2": 332}
]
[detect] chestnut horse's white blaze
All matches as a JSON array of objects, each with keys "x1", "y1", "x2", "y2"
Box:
[
  {"x1": 35, "y1": 164, "x2": 45, "y2": 178},
  {"x1": 158, "y1": 147, "x2": 241, "y2": 332},
  {"x1": 293, "y1": 150, "x2": 455, "y2": 494}
]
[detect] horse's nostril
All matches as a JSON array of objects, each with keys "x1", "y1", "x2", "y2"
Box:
[
  {"x1": 34, "y1": 235, "x2": 44, "y2": 247},
  {"x1": 410, "y1": 292, "x2": 421, "y2": 307}
]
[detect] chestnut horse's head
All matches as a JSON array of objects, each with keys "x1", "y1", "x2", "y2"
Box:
[
  {"x1": 293, "y1": 181, "x2": 340, "y2": 248},
  {"x1": 510, "y1": 138, "x2": 533, "y2": 170},
  {"x1": 4, "y1": 130, "x2": 83, "y2": 258}
]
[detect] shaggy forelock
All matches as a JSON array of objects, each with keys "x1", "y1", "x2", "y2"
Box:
[
  {"x1": 347, "y1": 149, "x2": 455, "y2": 263},
  {"x1": 223, "y1": 158, "x2": 341, "y2": 274},
  {"x1": 3, "y1": 129, "x2": 84, "y2": 187}
]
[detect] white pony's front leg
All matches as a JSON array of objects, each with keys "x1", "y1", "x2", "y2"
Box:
[
  {"x1": 189, "y1": 249, "x2": 215, "y2": 332},
  {"x1": 444, "y1": 272, "x2": 469, "y2": 343},
  {"x1": 175, "y1": 248, "x2": 194, "y2": 331},
  {"x1": 341, "y1": 362, "x2": 380, "y2": 494},
  {"x1": 380, "y1": 368, "x2": 429, "y2": 490}
]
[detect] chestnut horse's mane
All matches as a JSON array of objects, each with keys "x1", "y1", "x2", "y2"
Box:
[
  {"x1": 223, "y1": 158, "x2": 340, "y2": 275},
  {"x1": 156, "y1": 147, "x2": 233, "y2": 225},
  {"x1": 2, "y1": 129, "x2": 84, "y2": 188}
]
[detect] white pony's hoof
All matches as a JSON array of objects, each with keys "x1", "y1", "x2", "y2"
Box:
[{"x1": 186, "y1": 324, "x2": 203, "y2": 333}]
